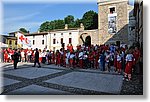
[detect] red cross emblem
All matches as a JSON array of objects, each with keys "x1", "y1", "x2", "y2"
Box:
[
  {"x1": 19, "y1": 35, "x2": 25, "y2": 42},
  {"x1": 25, "y1": 38, "x2": 29, "y2": 44}
]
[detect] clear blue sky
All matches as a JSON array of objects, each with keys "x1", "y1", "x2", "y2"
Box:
[{"x1": 3, "y1": 0, "x2": 134, "y2": 34}]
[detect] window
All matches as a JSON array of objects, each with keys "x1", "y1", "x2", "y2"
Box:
[
  {"x1": 110, "y1": 7, "x2": 115, "y2": 14},
  {"x1": 53, "y1": 39, "x2": 56, "y2": 44},
  {"x1": 15, "y1": 41, "x2": 17, "y2": 45},
  {"x1": 53, "y1": 47, "x2": 55, "y2": 51},
  {"x1": 43, "y1": 35, "x2": 44, "y2": 38},
  {"x1": 42, "y1": 40, "x2": 44, "y2": 45},
  {"x1": 61, "y1": 33, "x2": 63, "y2": 35},
  {"x1": 61, "y1": 38, "x2": 63, "y2": 44},
  {"x1": 69, "y1": 38, "x2": 72, "y2": 44},
  {"x1": 69, "y1": 32, "x2": 72, "y2": 35},
  {"x1": 33, "y1": 40, "x2": 35, "y2": 45},
  {"x1": 33, "y1": 35, "x2": 35, "y2": 39},
  {"x1": 9, "y1": 40, "x2": 12, "y2": 45},
  {"x1": 54, "y1": 33, "x2": 56, "y2": 36}
]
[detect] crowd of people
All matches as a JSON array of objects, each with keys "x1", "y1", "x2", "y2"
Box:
[{"x1": 0, "y1": 43, "x2": 142, "y2": 81}]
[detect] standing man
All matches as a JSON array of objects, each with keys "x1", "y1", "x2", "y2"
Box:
[
  {"x1": 32, "y1": 48, "x2": 41, "y2": 68},
  {"x1": 12, "y1": 49, "x2": 19, "y2": 69}
]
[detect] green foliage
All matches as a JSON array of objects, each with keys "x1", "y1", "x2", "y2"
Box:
[
  {"x1": 74, "y1": 18, "x2": 82, "y2": 28},
  {"x1": 39, "y1": 10, "x2": 98, "y2": 32},
  {"x1": 39, "y1": 20, "x2": 65, "y2": 32},
  {"x1": 64, "y1": 15, "x2": 74, "y2": 24},
  {"x1": 82, "y1": 10, "x2": 98, "y2": 30},
  {"x1": 19, "y1": 28, "x2": 28, "y2": 33}
]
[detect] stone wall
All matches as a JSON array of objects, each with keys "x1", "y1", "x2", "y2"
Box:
[
  {"x1": 79, "y1": 29, "x2": 99, "y2": 45},
  {"x1": 98, "y1": 0, "x2": 129, "y2": 44}
]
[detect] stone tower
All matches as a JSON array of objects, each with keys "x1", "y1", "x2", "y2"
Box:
[{"x1": 97, "y1": 0, "x2": 129, "y2": 45}]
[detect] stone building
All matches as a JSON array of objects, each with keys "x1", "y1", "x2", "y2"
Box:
[
  {"x1": 134, "y1": 0, "x2": 143, "y2": 48},
  {"x1": 97, "y1": 0, "x2": 130, "y2": 45}
]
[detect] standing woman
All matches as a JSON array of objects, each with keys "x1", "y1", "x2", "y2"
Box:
[
  {"x1": 55, "y1": 50, "x2": 61, "y2": 67},
  {"x1": 124, "y1": 50, "x2": 134, "y2": 81},
  {"x1": 116, "y1": 51, "x2": 122, "y2": 74}
]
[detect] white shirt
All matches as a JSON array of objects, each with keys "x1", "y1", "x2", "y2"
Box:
[
  {"x1": 27, "y1": 51, "x2": 32, "y2": 56},
  {"x1": 70, "y1": 54, "x2": 75, "y2": 59},
  {"x1": 117, "y1": 55, "x2": 121, "y2": 61},
  {"x1": 21, "y1": 51, "x2": 25, "y2": 57},
  {"x1": 39, "y1": 52, "x2": 42, "y2": 57},
  {"x1": 66, "y1": 52, "x2": 70, "y2": 59},
  {"x1": 126, "y1": 54, "x2": 133, "y2": 62},
  {"x1": 79, "y1": 52, "x2": 83, "y2": 59}
]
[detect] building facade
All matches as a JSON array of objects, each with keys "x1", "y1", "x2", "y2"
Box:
[
  {"x1": 24, "y1": 28, "x2": 80, "y2": 51},
  {"x1": 134, "y1": 0, "x2": 143, "y2": 48},
  {"x1": 97, "y1": 0, "x2": 129, "y2": 45}
]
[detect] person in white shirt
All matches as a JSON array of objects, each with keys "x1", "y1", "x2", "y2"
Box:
[
  {"x1": 124, "y1": 50, "x2": 134, "y2": 81},
  {"x1": 27, "y1": 50, "x2": 32, "y2": 62},
  {"x1": 78, "y1": 50, "x2": 84, "y2": 68},
  {"x1": 69, "y1": 52, "x2": 75, "y2": 68},
  {"x1": 21, "y1": 50, "x2": 25, "y2": 62},
  {"x1": 65, "y1": 50, "x2": 70, "y2": 68},
  {"x1": 116, "y1": 51, "x2": 122, "y2": 74}
]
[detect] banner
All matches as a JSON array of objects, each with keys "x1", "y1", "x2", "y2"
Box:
[
  {"x1": 108, "y1": 13, "x2": 117, "y2": 34},
  {"x1": 16, "y1": 32, "x2": 32, "y2": 47}
]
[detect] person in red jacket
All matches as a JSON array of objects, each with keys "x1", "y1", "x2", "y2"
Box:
[
  {"x1": 4, "y1": 51, "x2": 8, "y2": 63},
  {"x1": 133, "y1": 47, "x2": 141, "y2": 73}
]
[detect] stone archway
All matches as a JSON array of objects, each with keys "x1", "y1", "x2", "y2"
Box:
[
  {"x1": 85, "y1": 36, "x2": 91, "y2": 46},
  {"x1": 79, "y1": 33, "x2": 91, "y2": 46}
]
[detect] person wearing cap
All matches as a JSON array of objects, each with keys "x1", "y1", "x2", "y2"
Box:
[{"x1": 32, "y1": 48, "x2": 41, "y2": 68}]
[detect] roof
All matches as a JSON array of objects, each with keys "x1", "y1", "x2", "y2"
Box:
[
  {"x1": 24, "y1": 32, "x2": 48, "y2": 36},
  {"x1": 25, "y1": 28, "x2": 79, "y2": 36},
  {"x1": 5, "y1": 36, "x2": 17, "y2": 40}
]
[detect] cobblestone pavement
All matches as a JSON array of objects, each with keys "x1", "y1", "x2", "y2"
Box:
[{"x1": 0, "y1": 63, "x2": 143, "y2": 95}]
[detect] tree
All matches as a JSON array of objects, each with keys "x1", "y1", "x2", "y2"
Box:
[
  {"x1": 82, "y1": 10, "x2": 98, "y2": 30},
  {"x1": 39, "y1": 20, "x2": 65, "y2": 32},
  {"x1": 39, "y1": 21, "x2": 51, "y2": 32},
  {"x1": 64, "y1": 15, "x2": 74, "y2": 24},
  {"x1": 74, "y1": 18, "x2": 82, "y2": 28},
  {"x1": 19, "y1": 28, "x2": 28, "y2": 33},
  {"x1": 53, "y1": 20, "x2": 65, "y2": 29}
]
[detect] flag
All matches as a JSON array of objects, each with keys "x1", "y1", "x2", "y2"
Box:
[
  {"x1": 24, "y1": 37, "x2": 32, "y2": 47},
  {"x1": 17, "y1": 32, "x2": 32, "y2": 47},
  {"x1": 17, "y1": 32, "x2": 25, "y2": 45}
]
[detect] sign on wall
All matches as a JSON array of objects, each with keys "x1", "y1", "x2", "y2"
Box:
[{"x1": 108, "y1": 13, "x2": 117, "y2": 34}]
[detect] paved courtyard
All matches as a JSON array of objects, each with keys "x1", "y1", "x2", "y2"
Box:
[{"x1": 0, "y1": 63, "x2": 123, "y2": 95}]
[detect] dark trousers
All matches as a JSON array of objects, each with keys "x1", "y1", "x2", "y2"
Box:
[
  {"x1": 33, "y1": 60, "x2": 41, "y2": 67},
  {"x1": 14, "y1": 60, "x2": 18, "y2": 69}
]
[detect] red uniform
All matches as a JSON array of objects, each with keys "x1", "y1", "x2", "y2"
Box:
[
  {"x1": 56, "y1": 52, "x2": 61, "y2": 65},
  {"x1": 52, "y1": 52, "x2": 55, "y2": 64},
  {"x1": 117, "y1": 55, "x2": 122, "y2": 70},
  {"x1": 4, "y1": 52, "x2": 8, "y2": 62},
  {"x1": 133, "y1": 49, "x2": 140, "y2": 65},
  {"x1": 95, "y1": 53, "x2": 99, "y2": 69},
  {"x1": 125, "y1": 54, "x2": 134, "y2": 74},
  {"x1": 114, "y1": 55, "x2": 117, "y2": 68},
  {"x1": 125, "y1": 61, "x2": 133, "y2": 74}
]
